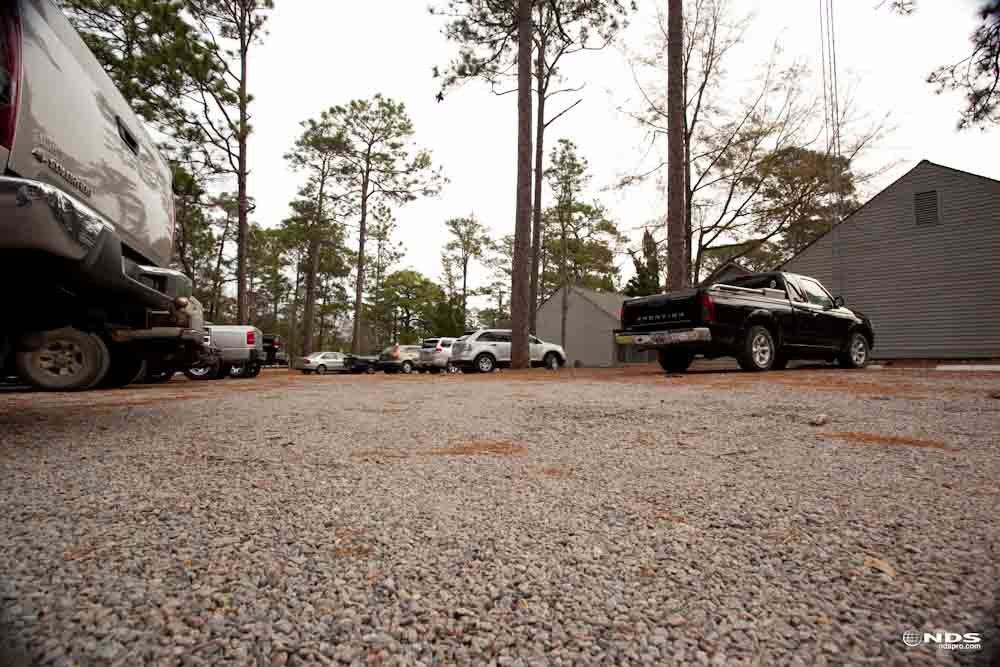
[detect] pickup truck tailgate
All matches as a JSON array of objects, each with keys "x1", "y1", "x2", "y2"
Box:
[{"x1": 621, "y1": 289, "x2": 701, "y2": 332}]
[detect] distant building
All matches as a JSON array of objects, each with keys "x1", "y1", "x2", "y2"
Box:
[
  {"x1": 780, "y1": 160, "x2": 1000, "y2": 359},
  {"x1": 536, "y1": 286, "x2": 655, "y2": 367}
]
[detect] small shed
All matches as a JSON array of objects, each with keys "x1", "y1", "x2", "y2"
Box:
[
  {"x1": 536, "y1": 286, "x2": 655, "y2": 367},
  {"x1": 699, "y1": 260, "x2": 753, "y2": 286}
]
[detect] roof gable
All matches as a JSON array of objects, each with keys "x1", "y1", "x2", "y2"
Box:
[{"x1": 777, "y1": 160, "x2": 1000, "y2": 269}]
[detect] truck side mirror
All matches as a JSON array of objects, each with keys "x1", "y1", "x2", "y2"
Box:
[{"x1": 833, "y1": 295, "x2": 845, "y2": 308}]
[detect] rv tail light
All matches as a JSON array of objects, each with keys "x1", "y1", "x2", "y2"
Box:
[
  {"x1": 0, "y1": 3, "x2": 22, "y2": 152},
  {"x1": 700, "y1": 293, "x2": 715, "y2": 323}
]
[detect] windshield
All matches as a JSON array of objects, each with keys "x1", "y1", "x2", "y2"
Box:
[{"x1": 422, "y1": 339, "x2": 439, "y2": 348}]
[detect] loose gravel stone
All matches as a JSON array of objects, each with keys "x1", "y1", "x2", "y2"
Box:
[{"x1": 0, "y1": 366, "x2": 998, "y2": 666}]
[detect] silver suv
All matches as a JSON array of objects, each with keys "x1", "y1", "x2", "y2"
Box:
[
  {"x1": 450, "y1": 329, "x2": 566, "y2": 373},
  {"x1": 418, "y1": 337, "x2": 457, "y2": 373}
]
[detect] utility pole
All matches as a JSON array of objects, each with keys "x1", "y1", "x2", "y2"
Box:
[{"x1": 666, "y1": 0, "x2": 687, "y2": 290}]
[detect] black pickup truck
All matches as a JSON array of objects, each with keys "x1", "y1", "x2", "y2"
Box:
[{"x1": 615, "y1": 272, "x2": 875, "y2": 373}]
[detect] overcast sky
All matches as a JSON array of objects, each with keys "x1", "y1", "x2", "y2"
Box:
[{"x1": 247, "y1": 0, "x2": 999, "y2": 295}]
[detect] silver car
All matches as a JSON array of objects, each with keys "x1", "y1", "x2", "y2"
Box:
[
  {"x1": 418, "y1": 337, "x2": 458, "y2": 373},
  {"x1": 450, "y1": 329, "x2": 566, "y2": 373},
  {"x1": 294, "y1": 351, "x2": 349, "y2": 375}
]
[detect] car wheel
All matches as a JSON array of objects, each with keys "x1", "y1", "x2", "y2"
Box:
[
  {"x1": 839, "y1": 331, "x2": 870, "y2": 369},
  {"x1": 657, "y1": 350, "x2": 693, "y2": 373},
  {"x1": 100, "y1": 346, "x2": 147, "y2": 389},
  {"x1": 245, "y1": 363, "x2": 261, "y2": 378},
  {"x1": 185, "y1": 360, "x2": 221, "y2": 381},
  {"x1": 365, "y1": 365, "x2": 376, "y2": 374},
  {"x1": 229, "y1": 364, "x2": 246, "y2": 378},
  {"x1": 15, "y1": 328, "x2": 110, "y2": 391},
  {"x1": 737, "y1": 325, "x2": 776, "y2": 372},
  {"x1": 543, "y1": 352, "x2": 561, "y2": 371},
  {"x1": 316, "y1": 365, "x2": 327, "y2": 375},
  {"x1": 401, "y1": 361, "x2": 414, "y2": 374},
  {"x1": 474, "y1": 353, "x2": 496, "y2": 373},
  {"x1": 144, "y1": 369, "x2": 175, "y2": 384},
  {"x1": 447, "y1": 363, "x2": 460, "y2": 374}
]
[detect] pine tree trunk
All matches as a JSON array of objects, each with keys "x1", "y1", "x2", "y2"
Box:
[
  {"x1": 351, "y1": 177, "x2": 370, "y2": 354},
  {"x1": 510, "y1": 0, "x2": 534, "y2": 369},
  {"x1": 560, "y1": 218, "x2": 568, "y2": 347},
  {"x1": 461, "y1": 257, "x2": 468, "y2": 329},
  {"x1": 666, "y1": 0, "x2": 687, "y2": 291},
  {"x1": 529, "y1": 30, "x2": 547, "y2": 335},
  {"x1": 301, "y1": 236, "x2": 321, "y2": 356},
  {"x1": 289, "y1": 260, "x2": 302, "y2": 359},
  {"x1": 236, "y1": 12, "x2": 250, "y2": 324}
]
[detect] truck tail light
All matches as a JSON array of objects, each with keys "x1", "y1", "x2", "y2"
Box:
[
  {"x1": 435, "y1": 344, "x2": 443, "y2": 352},
  {"x1": 0, "y1": 3, "x2": 22, "y2": 152},
  {"x1": 701, "y1": 293, "x2": 715, "y2": 323},
  {"x1": 246, "y1": 331, "x2": 255, "y2": 345}
]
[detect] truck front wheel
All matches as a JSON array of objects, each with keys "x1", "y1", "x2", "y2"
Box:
[
  {"x1": 15, "y1": 328, "x2": 110, "y2": 391},
  {"x1": 657, "y1": 350, "x2": 693, "y2": 373}
]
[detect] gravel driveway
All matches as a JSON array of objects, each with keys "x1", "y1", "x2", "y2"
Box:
[{"x1": 1, "y1": 366, "x2": 998, "y2": 666}]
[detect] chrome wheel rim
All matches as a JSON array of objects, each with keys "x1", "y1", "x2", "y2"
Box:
[
  {"x1": 851, "y1": 336, "x2": 867, "y2": 366},
  {"x1": 752, "y1": 333, "x2": 773, "y2": 368},
  {"x1": 402, "y1": 362, "x2": 412, "y2": 374},
  {"x1": 37, "y1": 340, "x2": 85, "y2": 378},
  {"x1": 477, "y1": 356, "x2": 492, "y2": 372},
  {"x1": 188, "y1": 365, "x2": 212, "y2": 377}
]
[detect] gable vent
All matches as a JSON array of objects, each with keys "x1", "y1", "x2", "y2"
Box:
[{"x1": 915, "y1": 190, "x2": 940, "y2": 225}]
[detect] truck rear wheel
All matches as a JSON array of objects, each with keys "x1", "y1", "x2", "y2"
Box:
[
  {"x1": 14, "y1": 328, "x2": 110, "y2": 391},
  {"x1": 657, "y1": 350, "x2": 693, "y2": 373},
  {"x1": 185, "y1": 360, "x2": 221, "y2": 381},
  {"x1": 839, "y1": 331, "x2": 870, "y2": 369},
  {"x1": 738, "y1": 325, "x2": 776, "y2": 372}
]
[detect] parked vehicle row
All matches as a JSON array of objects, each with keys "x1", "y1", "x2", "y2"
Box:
[
  {"x1": 614, "y1": 271, "x2": 875, "y2": 373},
  {"x1": 295, "y1": 329, "x2": 567, "y2": 376}
]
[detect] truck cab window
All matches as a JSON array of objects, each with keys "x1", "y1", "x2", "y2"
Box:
[{"x1": 798, "y1": 278, "x2": 834, "y2": 309}]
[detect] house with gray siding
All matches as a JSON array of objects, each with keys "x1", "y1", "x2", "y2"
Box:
[
  {"x1": 780, "y1": 160, "x2": 1000, "y2": 359},
  {"x1": 536, "y1": 286, "x2": 655, "y2": 367}
]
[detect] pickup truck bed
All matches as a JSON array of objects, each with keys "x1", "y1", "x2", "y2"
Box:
[{"x1": 615, "y1": 272, "x2": 875, "y2": 372}]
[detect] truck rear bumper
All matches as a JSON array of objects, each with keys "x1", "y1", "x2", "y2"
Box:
[
  {"x1": 0, "y1": 177, "x2": 191, "y2": 311},
  {"x1": 615, "y1": 327, "x2": 712, "y2": 348}
]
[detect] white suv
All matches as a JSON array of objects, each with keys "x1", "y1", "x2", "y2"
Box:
[{"x1": 450, "y1": 329, "x2": 566, "y2": 373}]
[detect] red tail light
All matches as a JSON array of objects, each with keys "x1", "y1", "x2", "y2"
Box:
[
  {"x1": 435, "y1": 344, "x2": 443, "y2": 352},
  {"x1": 246, "y1": 331, "x2": 255, "y2": 345},
  {"x1": 700, "y1": 293, "x2": 715, "y2": 323},
  {"x1": 0, "y1": 3, "x2": 22, "y2": 151}
]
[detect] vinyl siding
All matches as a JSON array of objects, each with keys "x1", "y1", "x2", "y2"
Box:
[
  {"x1": 536, "y1": 288, "x2": 619, "y2": 367},
  {"x1": 784, "y1": 162, "x2": 1000, "y2": 359}
]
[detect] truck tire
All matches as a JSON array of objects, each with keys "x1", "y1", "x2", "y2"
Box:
[
  {"x1": 401, "y1": 360, "x2": 414, "y2": 374},
  {"x1": 185, "y1": 360, "x2": 221, "y2": 381},
  {"x1": 245, "y1": 363, "x2": 261, "y2": 378},
  {"x1": 737, "y1": 325, "x2": 776, "y2": 372},
  {"x1": 144, "y1": 369, "x2": 175, "y2": 384},
  {"x1": 657, "y1": 350, "x2": 693, "y2": 373},
  {"x1": 839, "y1": 331, "x2": 870, "y2": 369},
  {"x1": 100, "y1": 347, "x2": 147, "y2": 389},
  {"x1": 14, "y1": 328, "x2": 110, "y2": 391}
]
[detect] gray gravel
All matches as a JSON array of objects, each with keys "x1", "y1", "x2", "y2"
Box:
[{"x1": 1, "y1": 366, "x2": 998, "y2": 666}]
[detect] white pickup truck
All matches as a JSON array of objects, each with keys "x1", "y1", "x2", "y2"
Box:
[{"x1": 0, "y1": 0, "x2": 214, "y2": 390}]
